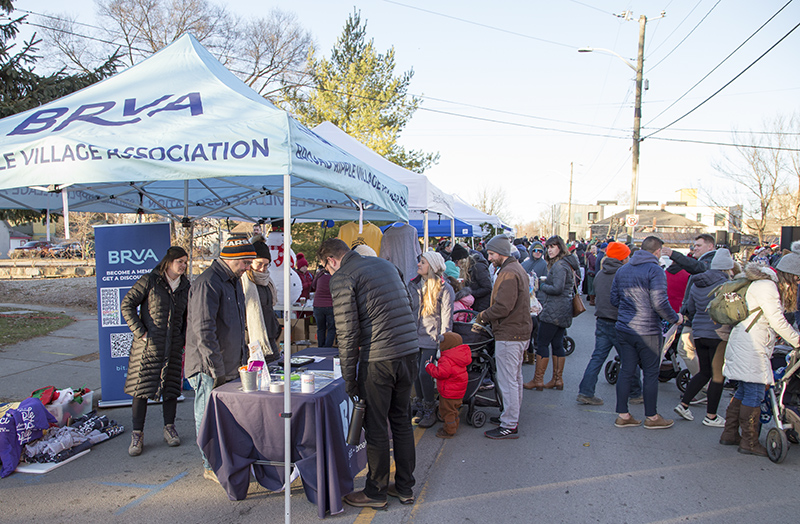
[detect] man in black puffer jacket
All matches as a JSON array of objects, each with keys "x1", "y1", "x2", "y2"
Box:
[{"x1": 319, "y1": 238, "x2": 419, "y2": 509}]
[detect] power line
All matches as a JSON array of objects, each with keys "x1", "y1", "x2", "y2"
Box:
[
  {"x1": 647, "y1": 0, "x2": 722, "y2": 71},
  {"x1": 13, "y1": 9, "x2": 800, "y2": 152},
  {"x1": 647, "y1": 135, "x2": 800, "y2": 152},
  {"x1": 646, "y1": 0, "x2": 704, "y2": 58},
  {"x1": 644, "y1": 17, "x2": 800, "y2": 139},
  {"x1": 644, "y1": 0, "x2": 794, "y2": 128},
  {"x1": 564, "y1": 0, "x2": 617, "y2": 17},
  {"x1": 382, "y1": 0, "x2": 576, "y2": 49}
]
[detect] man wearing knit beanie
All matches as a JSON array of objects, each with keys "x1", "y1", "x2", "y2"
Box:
[
  {"x1": 605, "y1": 242, "x2": 631, "y2": 262},
  {"x1": 185, "y1": 235, "x2": 255, "y2": 482},
  {"x1": 476, "y1": 234, "x2": 532, "y2": 439}
]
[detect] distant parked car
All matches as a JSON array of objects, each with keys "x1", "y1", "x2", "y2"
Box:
[
  {"x1": 13, "y1": 240, "x2": 55, "y2": 257},
  {"x1": 49, "y1": 241, "x2": 83, "y2": 258}
]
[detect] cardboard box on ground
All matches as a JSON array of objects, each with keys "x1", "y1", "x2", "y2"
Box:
[{"x1": 278, "y1": 317, "x2": 313, "y2": 353}]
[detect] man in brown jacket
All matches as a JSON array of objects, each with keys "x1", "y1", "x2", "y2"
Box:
[{"x1": 476, "y1": 234, "x2": 532, "y2": 439}]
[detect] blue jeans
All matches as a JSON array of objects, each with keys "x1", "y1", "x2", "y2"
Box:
[
  {"x1": 188, "y1": 372, "x2": 214, "y2": 470},
  {"x1": 578, "y1": 318, "x2": 642, "y2": 398},
  {"x1": 733, "y1": 380, "x2": 765, "y2": 408},
  {"x1": 615, "y1": 331, "x2": 661, "y2": 417},
  {"x1": 313, "y1": 306, "x2": 336, "y2": 347}
]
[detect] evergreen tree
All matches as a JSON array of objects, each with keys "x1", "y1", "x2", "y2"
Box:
[
  {"x1": 282, "y1": 9, "x2": 438, "y2": 173},
  {"x1": 0, "y1": 0, "x2": 119, "y2": 223}
]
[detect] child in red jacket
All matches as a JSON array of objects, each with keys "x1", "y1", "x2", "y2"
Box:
[{"x1": 425, "y1": 331, "x2": 472, "y2": 439}]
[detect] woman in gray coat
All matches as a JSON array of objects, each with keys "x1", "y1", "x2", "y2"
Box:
[
  {"x1": 121, "y1": 246, "x2": 190, "y2": 457},
  {"x1": 408, "y1": 251, "x2": 454, "y2": 428},
  {"x1": 526, "y1": 236, "x2": 579, "y2": 391}
]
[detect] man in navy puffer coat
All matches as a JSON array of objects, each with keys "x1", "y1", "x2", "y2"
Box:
[{"x1": 610, "y1": 236, "x2": 681, "y2": 430}]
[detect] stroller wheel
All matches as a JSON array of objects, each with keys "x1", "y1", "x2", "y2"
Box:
[
  {"x1": 471, "y1": 410, "x2": 486, "y2": 428},
  {"x1": 563, "y1": 336, "x2": 575, "y2": 356},
  {"x1": 676, "y1": 369, "x2": 691, "y2": 393},
  {"x1": 766, "y1": 427, "x2": 790, "y2": 464},
  {"x1": 605, "y1": 360, "x2": 619, "y2": 385}
]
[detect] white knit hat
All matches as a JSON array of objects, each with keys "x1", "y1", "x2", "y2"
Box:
[{"x1": 421, "y1": 250, "x2": 446, "y2": 274}]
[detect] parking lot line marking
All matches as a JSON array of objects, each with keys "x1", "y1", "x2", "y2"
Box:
[{"x1": 100, "y1": 470, "x2": 188, "y2": 515}]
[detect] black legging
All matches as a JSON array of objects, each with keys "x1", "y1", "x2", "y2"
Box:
[
  {"x1": 131, "y1": 396, "x2": 178, "y2": 431},
  {"x1": 535, "y1": 320, "x2": 566, "y2": 358},
  {"x1": 680, "y1": 337, "x2": 724, "y2": 415}
]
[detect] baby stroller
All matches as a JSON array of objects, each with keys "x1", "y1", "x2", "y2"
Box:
[
  {"x1": 604, "y1": 323, "x2": 691, "y2": 392},
  {"x1": 759, "y1": 344, "x2": 800, "y2": 463},
  {"x1": 530, "y1": 315, "x2": 576, "y2": 356},
  {"x1": 450, "y1": 310, "x2": 501, "y2": 428}
]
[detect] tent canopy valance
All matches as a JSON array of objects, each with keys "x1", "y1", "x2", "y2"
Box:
[{"x1": 0, "y1": 35, "x2": 408, "y2": 224}]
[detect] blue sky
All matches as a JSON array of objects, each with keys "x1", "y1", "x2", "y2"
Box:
[{"x1": 15, "y1": 1, "x2": 800, "y2": 224}]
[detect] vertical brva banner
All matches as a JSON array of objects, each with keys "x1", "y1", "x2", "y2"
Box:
[{"x1": 94, "y1": 222, "x2": 171, "y2": 407}]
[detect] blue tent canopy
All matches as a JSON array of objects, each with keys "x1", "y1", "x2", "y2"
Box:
[{"x1": 382, "y1": 219, "x2": 474, "y2": 237}]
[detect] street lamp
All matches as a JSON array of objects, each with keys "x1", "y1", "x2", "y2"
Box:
[{"x1": 579, "y1": 14, "x2": 647, "y2": 244}]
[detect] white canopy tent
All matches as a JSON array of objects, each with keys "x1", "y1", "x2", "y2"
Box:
[
  {"x1": 0, "y1": 34, "x2": 409, "y2": 522},
  {"x1": 312, "y1": 121, "x2": 455, "y2": 249},
  {"x1": 445, "y1": 195, "x2": 513, "y2": 238}
]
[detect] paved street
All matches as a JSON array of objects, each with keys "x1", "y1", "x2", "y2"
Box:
[{"x1": 1, "y1": 302, "x2": 797, "y2": 523}]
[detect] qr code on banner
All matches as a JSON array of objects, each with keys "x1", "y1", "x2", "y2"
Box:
[
  {"x1": 110, "y1": 332, "x2": 133, "y2": 359},
  {"x1": 100, "y1": 288, "x2": 122, "y2": 327}
]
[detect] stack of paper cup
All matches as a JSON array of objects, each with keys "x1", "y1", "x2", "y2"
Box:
[
  {"x1": 333, "y1": 358, "x2": 342, "y2": 379},
  {"x1": 301, "y1": 372, "x2": 315, "y2": 393}
]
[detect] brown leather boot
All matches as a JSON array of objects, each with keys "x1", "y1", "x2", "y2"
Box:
[
  {"x1": 737, "y1": 405, "x2": 767, "y2": 456},
  {"x1": 544, "y1": 356, "x2": 565, "y2": 390},
  {"x1": 719, "y1": 398, "x2": 742, "y2": 446},
  {"x1": 522, "y1": 351, "x2": 534, "y2": 365},
  {"x1": 589, "y1": 295, "x2": 596, "y2": 306},
  {"x1": 524, "y1": 355, "x2": 548, "y2": 390}
]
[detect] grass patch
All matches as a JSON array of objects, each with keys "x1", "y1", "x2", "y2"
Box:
[{"x1": 0, "y1": 307, "x2": 74, "y2": 347}]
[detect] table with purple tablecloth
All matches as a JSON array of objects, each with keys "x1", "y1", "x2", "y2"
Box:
[{"x1": 197, "y1": 347, "x2": 366, "y2": 518}]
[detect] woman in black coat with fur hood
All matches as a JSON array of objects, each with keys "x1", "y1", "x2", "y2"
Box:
[{"x1": 121, "y1": 246, "x2": 190, "y2": 457}]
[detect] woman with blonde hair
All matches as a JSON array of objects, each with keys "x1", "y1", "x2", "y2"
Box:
[
  {"x1": 408, "y1": 251, "x2": 455, "y2": 427},
  {"x1": 721, "y1": 247, "x2": 800, "y2": 456}
]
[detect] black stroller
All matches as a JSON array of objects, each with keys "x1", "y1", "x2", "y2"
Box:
[
  {"x1": 604, "y1": 323, "x2": 691, "y2": 392},
  {"x1": 450, "y1": 310, "x2": 501, "y2": 428},
  {"x1": 759, "y1": 344, "x2": 800, "y2": 463}
]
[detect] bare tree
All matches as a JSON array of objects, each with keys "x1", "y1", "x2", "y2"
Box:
[
  {"x1": 713, "y1": 115, "x2": 797, "y2": 245},
  {"x1": 37, "y1": 1, "x2": 312, "y2": 100},
  {"x1": 473, "y1": 186, "x2": 511, "y2": 223}
]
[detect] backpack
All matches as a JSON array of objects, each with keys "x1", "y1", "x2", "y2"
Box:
[{"x1": 706, "y1": 277, "x2": 762, "y2": 332}]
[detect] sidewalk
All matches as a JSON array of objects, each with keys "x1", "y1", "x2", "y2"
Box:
[{"x1": 0, "y1": 303, "x2": 100, "y2": 403}]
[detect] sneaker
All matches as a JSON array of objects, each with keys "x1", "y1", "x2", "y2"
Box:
[
  {"x1": 163, "y1": 424, "x2": 181, "y2": 447},
  {"x1": 128, "y1": 430, "x2": 144, "y2": 456},
  {"x1": 702, "y1": 415, "x2": 726, "y2": 428},
  {"x1": 203, "y1": 468, "x2": 220, "y2": 484},
  {"x1": 644, "y1": 414, "x2": 674, "y2": 430},
  {"x1": 484, "y1": 426, "x2": 519, "y2": 439},
  {"x1": 673, "y1": 403, "x2": 694, "y2": 421},
  {"x1": 576, "y1": 394, "x2": 604, "y2": 405},
  {"x1": 387, "y1": 483, "x2": 415, "y2": 505},
  {"x1": 689, "y1": 392, "x2": 708, "y2": 405},
  {"x1": 629, "y1": 396, "x2": 644, "y2": 405},
  {"x1": 489, "y1": 416, "x2": 502, "y2": 426},
  {"x1": 614, "y1": 416, "x2": 641, "y2": 428}
]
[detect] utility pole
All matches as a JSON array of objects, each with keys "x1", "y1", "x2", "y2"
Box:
[
  {"x1": 567, "y1": 162, "x2": 574, "y2": 241},
  {"x1": 627, "y1": 14, "x2": 646, "y2": 244}
]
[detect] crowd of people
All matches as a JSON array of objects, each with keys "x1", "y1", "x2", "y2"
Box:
[{"x1": 118, "y1": 227, "x2": 800, "y2": 510}]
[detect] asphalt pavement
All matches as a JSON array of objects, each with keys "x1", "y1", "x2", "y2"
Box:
[{"x1": 1, "y1": 301, "x2": 797, "y2": 523}]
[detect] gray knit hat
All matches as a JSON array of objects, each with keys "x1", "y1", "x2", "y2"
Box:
[
  {"x1": 485, "y1": 234, "x2": 512, "y2": 257},
  {"x1": 776, "y1": 241, "x2": 800, "y2": 276},
  {"x1": 421, "y1": 250, "x2": 446, "y2": 274},
  {"x1": 710, "y1": 248, "x2": 734, "y2": 270}
]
